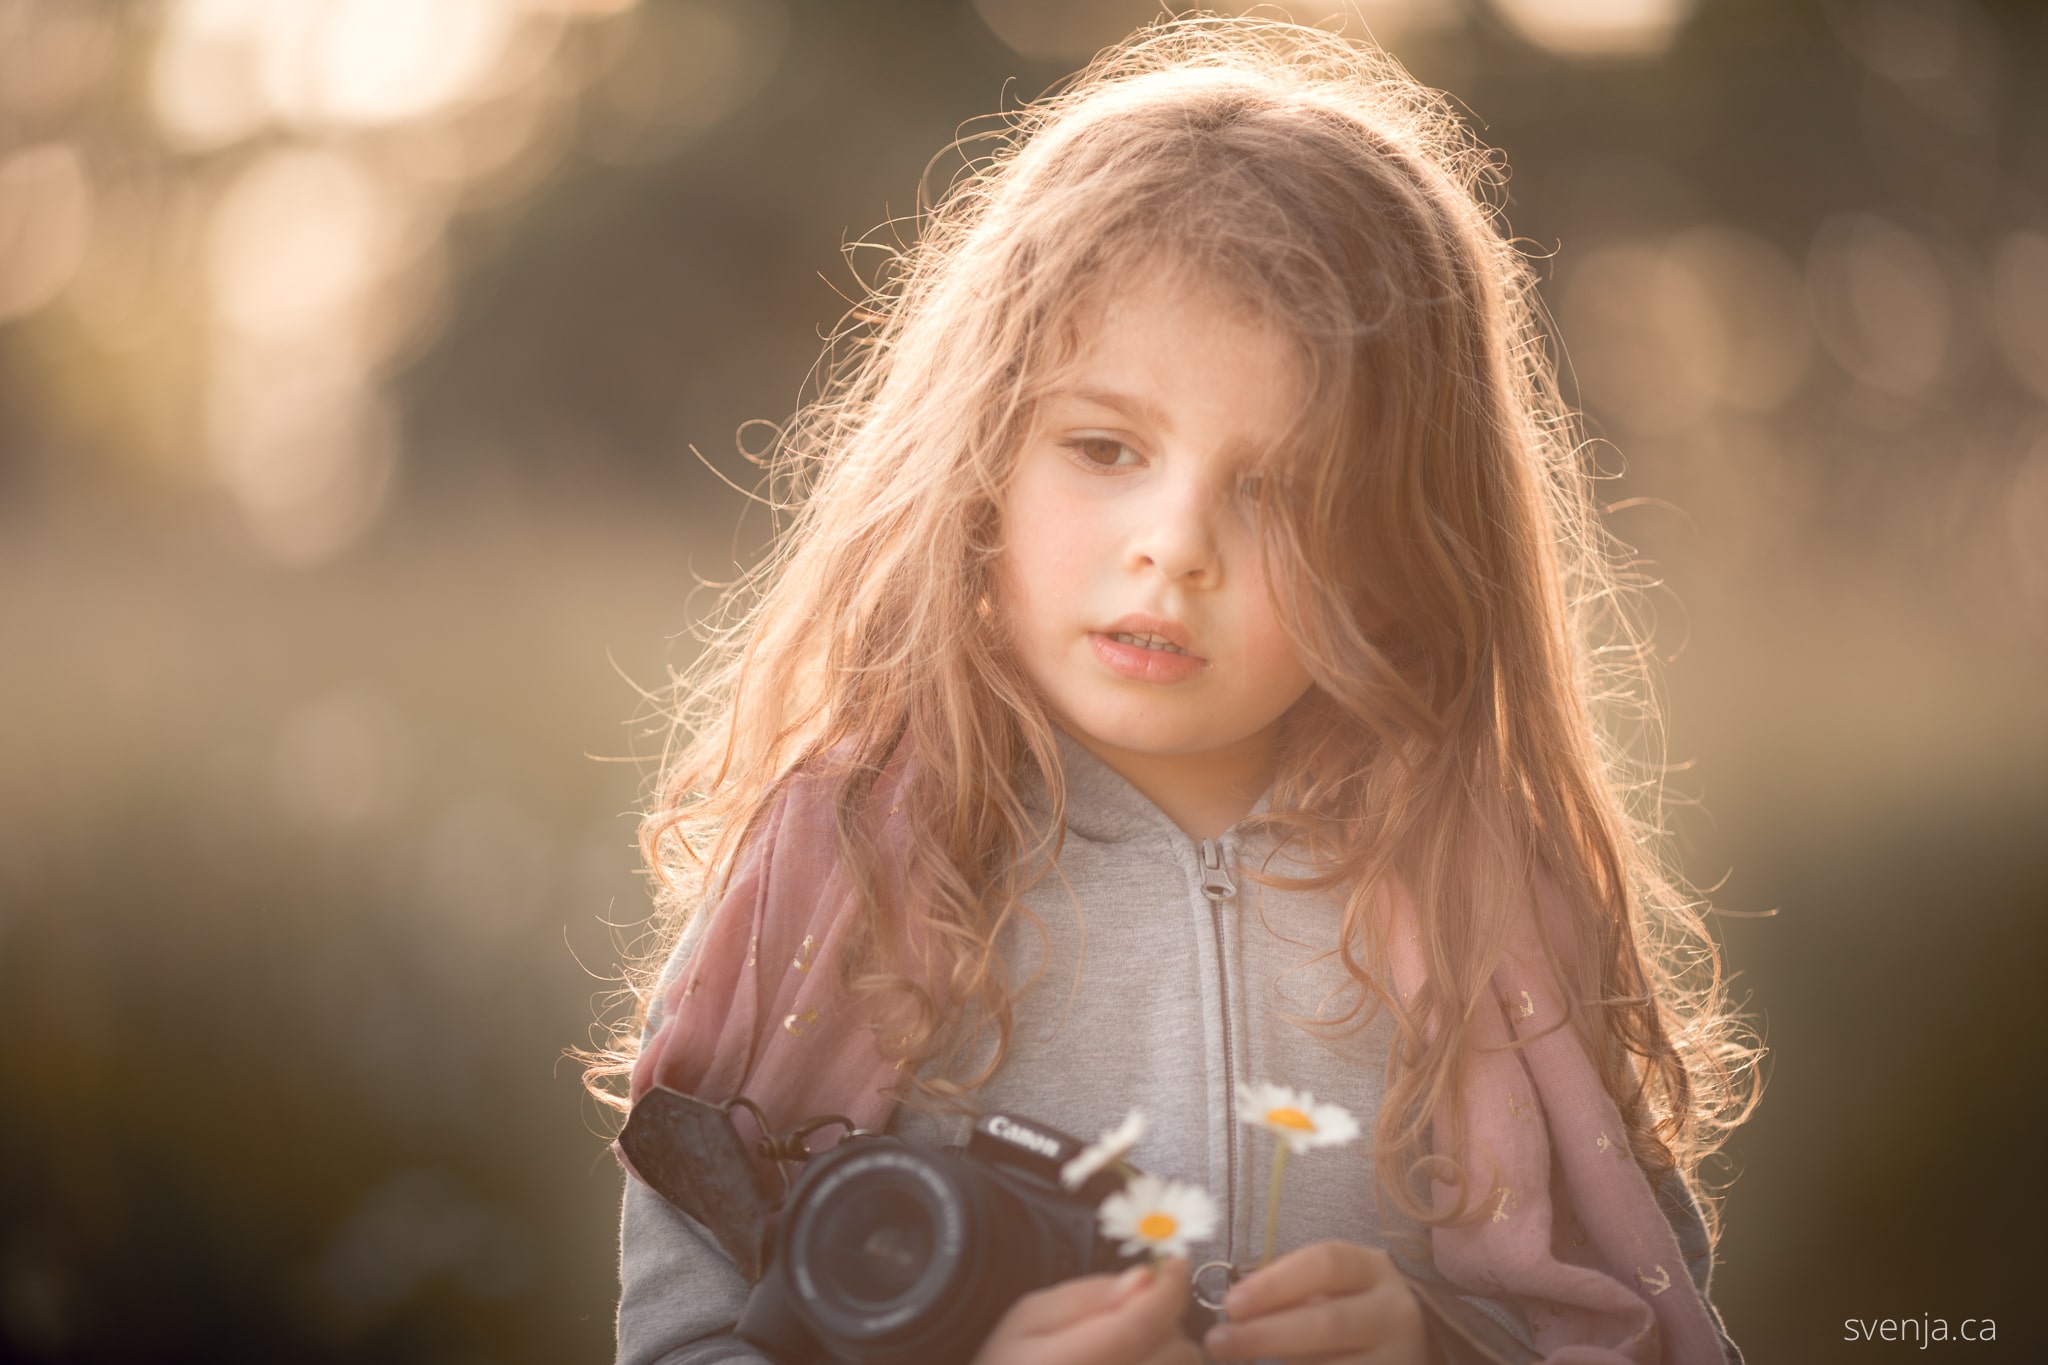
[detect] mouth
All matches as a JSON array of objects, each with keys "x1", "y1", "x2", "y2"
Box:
[
  {"x1": 1090, "y1": 616, "x2": 1208, "y2": 684},
  {"x1": 1100, "y1": 615, "x2": 1201, "y2": 658},
  {"x1": 1104, "y1": 630, "x2": 1192, "y2": 656}
]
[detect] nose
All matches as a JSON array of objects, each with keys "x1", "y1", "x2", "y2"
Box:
[{"x1": 1124, "y1": 471, "x2": 1223, "y2": 588}]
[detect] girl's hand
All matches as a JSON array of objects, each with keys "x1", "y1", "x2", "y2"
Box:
[
  {"x1": 971, "y1": 1257, "x2": 1203, "y2": 1365},
  {"x1": 1201, "y1": 1241, "x2": 1427, "y2": 1364}
]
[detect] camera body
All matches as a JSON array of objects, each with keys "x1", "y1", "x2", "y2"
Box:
[{"x1": 735, "y1": 1112, "x2": 1143, "y2": 1365}]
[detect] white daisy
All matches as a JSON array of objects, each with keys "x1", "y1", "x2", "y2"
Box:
[
  {"x1": 1237, "y1": 1081, "x2": 1360, "y2": 1156},
  {"x1": 1097, "y1": 1173, "x2": 1218, "y2": 1260},
  {"x1": 1059, "y1": 1109, "x2": 1148, "y2": 1191}
]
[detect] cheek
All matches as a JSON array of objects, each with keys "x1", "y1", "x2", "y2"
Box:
[
  {"x1": 1246, "y1": 617, "x2": 1313, "y2": 702},
  {"x1": 1238, "y1": 560, "x2": 1316, "y2": 700},
  {"x1": 1001, "y1": 477, "x2": 1094, "y2": 596},
  {"x1": 995, "y1": 483, "x2": 1071, "y2": 643}
]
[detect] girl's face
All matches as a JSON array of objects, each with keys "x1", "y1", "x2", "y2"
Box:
[{"x1": 995, "y1": 265, "x2": 1317, "y2": 802}]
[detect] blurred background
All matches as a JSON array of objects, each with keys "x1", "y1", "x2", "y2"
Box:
[{"x1": 2, "y1": 0, "x2": 2044, "y2": 1359}]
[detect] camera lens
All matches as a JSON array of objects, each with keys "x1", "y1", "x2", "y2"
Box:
[
  {"x1": 787, "y1": 1147, "x2": 963, "y2": 1342},
  {"x1": 811, "y1": 1177, "x2": 935, "y2": 1305},
  {"x1": 781, "y1": 1138, "x2": 1083, "y2": 1363}
]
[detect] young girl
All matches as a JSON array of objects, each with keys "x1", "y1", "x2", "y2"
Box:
[{"x1": 593, "y1": 15, "x2": 1756, "y2": 1365}]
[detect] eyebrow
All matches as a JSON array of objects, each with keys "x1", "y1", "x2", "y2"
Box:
[{"x1": 1050, "y1": 386, "x2": 1174, "y2": 431}]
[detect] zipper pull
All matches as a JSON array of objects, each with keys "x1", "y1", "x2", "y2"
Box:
[{"x1": 1199, "y1": 838, "x2": 1236, "y2": 902}]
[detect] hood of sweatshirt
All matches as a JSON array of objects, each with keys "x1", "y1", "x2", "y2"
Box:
[{"x1": 1016, "y1": 724, "x2": 1275, "y2": 844}]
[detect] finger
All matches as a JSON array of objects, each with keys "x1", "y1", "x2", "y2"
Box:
[
  {"x1": 1225, "y1": 1241, "x2": 1398, "y2": 1318},
  {"x1": 1003, "y1": 1263, "x2": 1153, "y2": 1334},
  {"x1": 1048, "y1": 1258, "x2": 1191, "y2": 1363},
  {"x1": 1204, "y1": 1280, "x2": 1418, "y2": 1362}
]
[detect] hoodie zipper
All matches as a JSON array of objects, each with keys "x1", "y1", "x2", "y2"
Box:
[{"x1": 1198, "y1": 836, "x2": 1239, "y2": 1262}]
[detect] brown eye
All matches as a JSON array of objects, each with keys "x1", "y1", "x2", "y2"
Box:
[{"x1": 1064, "y1": 437, "x2": 1137, "y2": 468}]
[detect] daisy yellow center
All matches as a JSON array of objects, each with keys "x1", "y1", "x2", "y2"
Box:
[
  {"x1": 1138, "y1": 1212, "x2": 1178, "y2": 1240},
  {"x1": 1265, "y1": 1107, "x2": 1315, "y2": 1131}
]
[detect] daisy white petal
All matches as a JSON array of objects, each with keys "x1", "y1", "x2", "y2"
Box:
[
  {"x1": 1060, "y1": 1109, "x2": 1148, "y2": 1191},
  {"x1": 1236, "y1": 1081, "x2": 1361, "y2": 1156},
  {"x1": 1096, "y1": 1173, "x2": 1218, "y2": 1260}
]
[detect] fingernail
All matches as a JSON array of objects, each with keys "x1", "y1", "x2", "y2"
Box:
[
  {"x1": 1205, "y1": 1325, "x2": 1234, "y2": 1355},
  {"x1": 1116, "y1": 1264, "x2": 1150, "y2": 1295}
]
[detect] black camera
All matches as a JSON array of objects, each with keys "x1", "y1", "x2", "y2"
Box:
[{"x1": 735, "y1": 1112, "x2": 1180, "y2": 1365}]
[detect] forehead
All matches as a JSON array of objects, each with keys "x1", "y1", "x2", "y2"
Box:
[{"x1": 1037, "y1": 263, "x2": 1308, "y2": 456}]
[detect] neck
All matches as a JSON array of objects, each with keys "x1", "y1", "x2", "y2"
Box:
[{"x1": 1054, "y1": 721, "x2": 1277, "y2": 841}]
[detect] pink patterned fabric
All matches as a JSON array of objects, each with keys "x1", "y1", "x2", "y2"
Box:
[
  {"x1": 627, "y1": 758, "x2": 920, "y2": 1158},
  {"x1": 624, "y1": 762, "x2": 1720, "y2": 1363},
  {"x1": 1380, "y1": 877, "x2": 1722, "y2": 1364}
]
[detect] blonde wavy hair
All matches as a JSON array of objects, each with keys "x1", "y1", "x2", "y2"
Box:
[{"x1": 585, "y1": 13, "x2": 1760, "y2": 1241}]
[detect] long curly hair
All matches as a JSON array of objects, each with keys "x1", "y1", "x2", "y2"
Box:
[{"x1": 584, "y1": 13, "x2": 1761, "y2": 1241}]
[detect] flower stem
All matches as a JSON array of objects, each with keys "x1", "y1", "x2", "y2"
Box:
[{"x1": 1260, "y1": 1143, "x2": 1289, "y2": 1268}]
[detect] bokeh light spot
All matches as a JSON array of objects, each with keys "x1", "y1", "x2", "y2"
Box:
[
  {"x1": 207, "y1": 345, "x2": 400, "y2": 566},
  {"x1": 206, "y1": 148, "x2": 396, "y2": 339},
  {"x1": 0, "y1": 143, "x2": 92, "y2": 324},
  {"x1": 1561, "y1": 239, "x2": 1721, "y2": 433},
  {"x1": 1990, "y1": 230, "x2": 2048, "y2": 401},
  {"x1": 150, "y1": 0, "x2": 272, "y2": 152},
  {"x1": 1665, "y1": 225, "x2": 1813, "y2": 413},
  {"x1": 1806, "y1": 213, "x2": 1952, "y2": 397},
  {"x1": 580, "y1": 0, "x2": 790, "y2": 165},
  {"x1": 1490, "y1": 0, "x2": 1697, "y2": 58},
  {"x1": 0, "y1": 9, "x2": 114, "y2": 118},
  {"x1": 259, "y1": 0, "x2": 516, "y2": 131}
]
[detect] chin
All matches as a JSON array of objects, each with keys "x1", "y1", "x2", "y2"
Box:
[{"x1": 1065, "y1": 709, "x2": 1217, "y2": 758}]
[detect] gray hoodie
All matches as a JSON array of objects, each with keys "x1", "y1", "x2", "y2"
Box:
[{"x1": 615, "y1": 731, "x2": 1736, "y2": 1365}]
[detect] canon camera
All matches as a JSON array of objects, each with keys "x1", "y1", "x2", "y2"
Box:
[{"x1": 735, "y1": 1111, "x2": 1205, "y2": 1364}]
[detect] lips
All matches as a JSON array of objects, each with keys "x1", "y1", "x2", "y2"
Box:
[
  {"x1": 1089, "y1": 614, "x2": 1207, "y2": 684},
  {"x1": 1100, "y1": 614, "x2": 1201, "y2": 657}
]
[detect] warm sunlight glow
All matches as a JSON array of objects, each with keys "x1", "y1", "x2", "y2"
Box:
[
  {"x1": 1493, "y1": 0, "x2": 1698, "y2": 58},
  {"x1": 0, "y1": 143, "x2": 90, "y2": 322}
]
